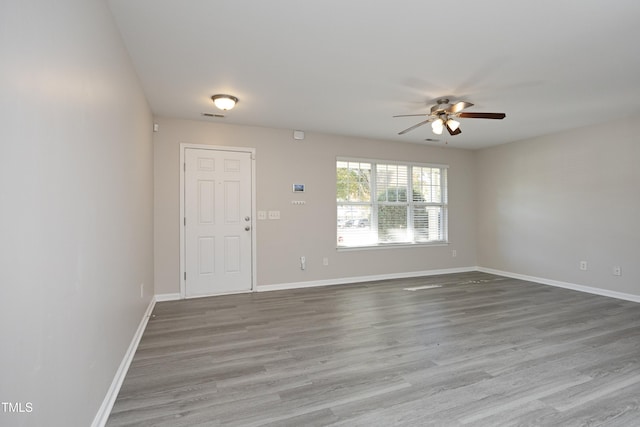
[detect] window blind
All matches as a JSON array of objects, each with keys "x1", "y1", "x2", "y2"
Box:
[{"x1": 337, "y1": 158, "x2": 448, "y2": 248}]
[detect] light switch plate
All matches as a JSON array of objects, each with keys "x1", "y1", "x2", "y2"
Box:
[{"x1": 268, "y1": 210, "x2": 280, "y2": 220}]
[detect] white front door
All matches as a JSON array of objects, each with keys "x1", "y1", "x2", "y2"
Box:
[{"x1": 184, "y1": 147, "x2": 253, "y2": 297}]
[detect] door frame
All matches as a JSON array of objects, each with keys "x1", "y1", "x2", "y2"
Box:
[{"x1": 179, "y1": 143, "x2": 257, "y2": 299}]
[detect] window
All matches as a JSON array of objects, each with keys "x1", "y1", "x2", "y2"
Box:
[{"x1": 337, "y1": 158, "x2": 448, "y2": 248}]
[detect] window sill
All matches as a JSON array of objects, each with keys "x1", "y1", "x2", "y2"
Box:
[{"x1": 336, "y1": 242, "x2": 450, "y2": 251}]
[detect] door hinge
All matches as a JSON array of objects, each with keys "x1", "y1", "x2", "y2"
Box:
[
  {"x1": 184, "y1": 162, "x2": 186, "y2": 172},
  {"x1": 184, "y1": 272, "x2": 186, "y2": 281},
  {"x1": 184, "y1": 217, "x2": 186, "y2": 226}
]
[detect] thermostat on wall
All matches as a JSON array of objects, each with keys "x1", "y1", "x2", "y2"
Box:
[
  {"x1": 293, "y1": 130, "x2": 305, "y2": 140},
  {"x1": 293, "y1": 184, "x2": 305, "y2": 192}
]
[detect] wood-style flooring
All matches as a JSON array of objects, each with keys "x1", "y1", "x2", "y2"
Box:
[{"x1": 107, "y1": 272, "x2": 640, "y2": 426}]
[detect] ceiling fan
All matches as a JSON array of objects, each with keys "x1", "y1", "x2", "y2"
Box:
[{"x1": 394, "y1": 98, "x2": 506, "y2": 136}]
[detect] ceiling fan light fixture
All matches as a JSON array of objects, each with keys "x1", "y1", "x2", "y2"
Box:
[
  {"x1": 446, "y1": 119, "x2": 460, "y2": 132},
  {"x1": 211, "y1": 94, "x2": 238, "y2": 110},
  {"x1": 431, "y1": 118, "x2": 444, "y2": 135},
  {"x1": 393, "y1": 98, "x2": 505, "y2": 137}
]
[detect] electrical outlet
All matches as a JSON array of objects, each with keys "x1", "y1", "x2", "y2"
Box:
[
  {"x1": 579, "y1": 261, "x2": 588, "y2": 271},
  {"x1": 323, "y1": 257, "x2": 329, "y2": 266},
  {"x1": 452, "y1": 249, "x2": 457, "y2": 258},
  {"x1": 300, "y1": 256, "x2": 306, "y2": 270},
  {"x1": 613, "y1": 266, "x2": 622, "y2": 276},
  {"x1": 140, "y1": 283, "x2": 144, "y2": 298}
]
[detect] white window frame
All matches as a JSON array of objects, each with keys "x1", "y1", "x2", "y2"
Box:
[{"x1": 337, "y1": 157, "x2": 449, "y2": 250}]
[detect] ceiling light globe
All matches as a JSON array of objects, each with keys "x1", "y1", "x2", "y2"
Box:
[
  {"x1": 447, "y1": 119, "x2": 460, "y2": 131},
  {"x1": 211, "y1": 94, "x2": 238, "y2": 110},
  {"x1": 431, "y1": 119, "x2": 444, "y2": 135}
]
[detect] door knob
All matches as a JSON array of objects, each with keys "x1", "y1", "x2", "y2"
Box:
[
  {"x1": 245, "y1": 226, "x2": 251, "y2": 231},
  {"x1": 245, "y1": 216, "x2": 250, "y2": 221}
]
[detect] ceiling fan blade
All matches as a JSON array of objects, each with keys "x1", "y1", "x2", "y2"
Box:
[
  {"x1": 398, "y1": 118, "x2": 431, "y2": 135},
  {"x1": 445, "y1": 122, "x2": 462, "y2": 136},
  {"x1": 458, "y1": 112, "x2": 506, "y2": 119},
  {"x1": 446, "y1": 101, "x2": 473, "y2": 114},
  {"x1": 393, "y1": 114, "x2": 430, "y2": 118}
]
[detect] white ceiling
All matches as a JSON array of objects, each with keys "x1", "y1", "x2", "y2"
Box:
[{"x1": 107, "y1": 0, "x2": 640, "y2": 149}]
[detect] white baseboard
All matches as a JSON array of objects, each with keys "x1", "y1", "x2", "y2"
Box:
[
  {"x1": 257, "y1": 266, "x2": 477, "y2": 292},
  {"x1": 155, "y1": 292, "x2": 181, "y2": 302},
  {"x1": 91, "y1": 296, "x2": 156, "y2": 427},
  {"x1": 478, "y1": 267, "x2": 640, "y2": 303}
]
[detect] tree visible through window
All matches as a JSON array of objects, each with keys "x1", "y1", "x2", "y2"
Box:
[{"x1": 337, "y1": 158, "x2": 448, "y2": 248}]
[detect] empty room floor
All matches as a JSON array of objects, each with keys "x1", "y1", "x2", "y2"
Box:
[{"x1": 107, "y1": 272, "x2": 640, "y2": 426}]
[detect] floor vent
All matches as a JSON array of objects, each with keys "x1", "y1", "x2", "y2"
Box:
[
  {"x1": 403, "y1": 285, "x2": 443, "y2": 291},
  {"x1": 458, "y1": 278, "x2": 507, "y2": 285}
]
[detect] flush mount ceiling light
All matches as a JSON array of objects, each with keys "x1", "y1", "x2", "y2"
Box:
[{"x1": 211, "y1": 94, "x2": 238, "y2": 111}]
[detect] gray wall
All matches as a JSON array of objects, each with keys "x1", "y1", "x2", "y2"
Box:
[
  {"x1": 476, "y1": 115, "x2": 640, "y2": 295},
  {"x1": 153, "y1": 117, "x2": 478, "y2": 294},
  {"x1": 0, "y1": 1, "x2": 154, "y2": 425}
]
